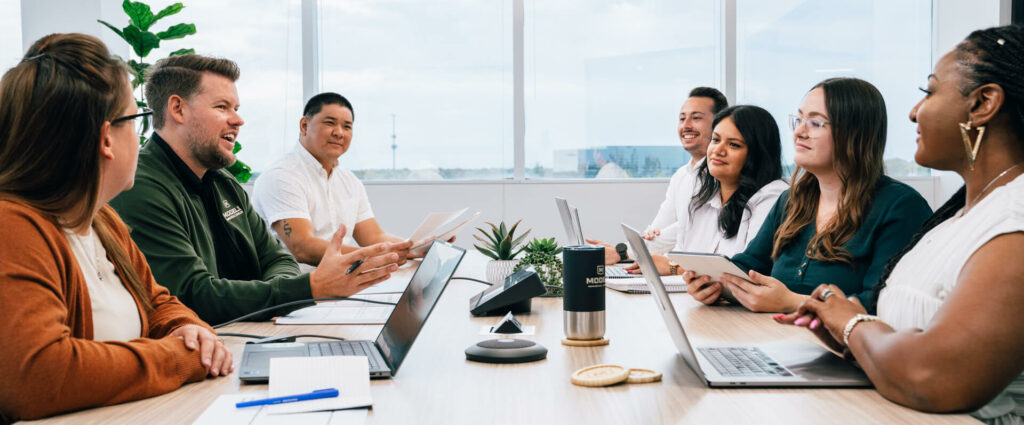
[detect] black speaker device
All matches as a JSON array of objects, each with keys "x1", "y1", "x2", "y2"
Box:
[
  {"x1": 469, "y1": 267, "x2": 546, "y2": 316},
  {"x1": 465, "y1": 338, "x2": 548, "y2": 364}
]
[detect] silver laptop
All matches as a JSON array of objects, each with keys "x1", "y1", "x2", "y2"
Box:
[
  {"x1": 622, "y1": 224, "x2": 871, "y2": 388},
  {"x1": 239, "y1": 240, "x2": 466, "y2": 382},
  {"x1": 554, "y1": 197, "x2": 630, "y2": 278}
]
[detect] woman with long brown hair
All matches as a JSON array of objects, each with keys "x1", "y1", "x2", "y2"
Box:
[
  {"x1": 685, "y1": 77, "x2": 932, "y2": 313},
  {"x1": 0, "y1": 34, "x2": 231, "y2": 422},
  {"x1": 779, "y1": 25, "x2": 1024, "y2": 423}
]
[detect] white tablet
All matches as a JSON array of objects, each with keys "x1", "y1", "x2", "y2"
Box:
[{"x1": 665, "y1": 251, "x2": 750, "y2": 301}]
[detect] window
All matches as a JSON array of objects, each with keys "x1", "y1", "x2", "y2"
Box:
[
  {"x1": 319, "y1": 0, "x2": 513, "y2": 180},
  {"x1": 141, "y1": 0, "x2": 303, "y2": 173},
  {"x1": 524, "y1": 0, "x2": 717, "y2": 179},
  {"x1": 0, "y1": 0, "x2": 22, "y2": 71},
  {"x1": 736, "y1": 0, "x2": 933, "y2": 176}
]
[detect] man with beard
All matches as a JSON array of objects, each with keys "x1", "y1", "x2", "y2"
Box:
[
  {"x1": 111, "y1": 55, "x2": 407, "y2": 324},
  {"x1": 587, "y1": 87, "x2": 729, "y2": 264}
]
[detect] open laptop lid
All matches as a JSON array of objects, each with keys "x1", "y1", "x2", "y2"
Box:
[
  {"x1": 555, "y1": 197, "x2": 584, "y2": 245},
  {"x1": 621, "y1": 223, "x2": 707, "y2": 379},
  {"x1": 374, "y1": 239, "x2": 465, "y2": 373}
]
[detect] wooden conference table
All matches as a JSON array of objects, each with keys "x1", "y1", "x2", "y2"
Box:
[{"x1": 25, "y1": 253, "x2": 979, "y2": 425}]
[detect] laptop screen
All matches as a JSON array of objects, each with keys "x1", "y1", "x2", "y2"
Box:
[
  {"x1": 621, "y1": 223, "x2": 706, "y2": 377},
  {"x1": 375, "y1": 240, "x2": 465, "y2": 372},
  {"x1": 555, "y1": 197, "x2": 585, "y2": 245}
]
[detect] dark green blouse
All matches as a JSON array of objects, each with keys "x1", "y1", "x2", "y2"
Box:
[{"x1": 731, "y1": 176, "x2": 932, "y2": 313}]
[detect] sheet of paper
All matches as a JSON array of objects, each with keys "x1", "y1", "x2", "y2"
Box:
[
  {"x1": 276, "y1": 294, "x2": 400, "y2": 325},
  {"x1": 408, "y1": 208, "x2": 468, "y2": 242},
  {"x1": 192, "y1": 392, "x2": 368, "y2": 425},
  {"x1": 267, "y1": 356, "x2": 373, "y2": 415},
  {"x1": 409, "y1": 211, "x2": 479, "y2": 255},
  {"x1": 356, "y1": 260, "x2": 417, "y2": 294}
]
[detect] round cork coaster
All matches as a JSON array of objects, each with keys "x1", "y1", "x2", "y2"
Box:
[
  {"x1": 561, "y1": 337, "x2": 610, "y2": 347},
  {"x1": 570, "y1": 364, "x2": 630, "y2": 387},
  {"x1": 626, "y1": 368, "x2": 662, "y2": 384}
]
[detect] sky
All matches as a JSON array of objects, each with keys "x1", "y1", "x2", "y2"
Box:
[{"x1": 1, "y1": 0, "x2": 932, "y2": 177}]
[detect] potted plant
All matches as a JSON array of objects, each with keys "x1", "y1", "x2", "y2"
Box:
[
  {"x1": 473, "y1": 220, "x2": 531, "y2": 284},
  {"x1": 515, "y1": 237, "x2": 564, "y2": 296},
  {"x1": 98, "y1": 0, "x2": 252, "y2": 182}
]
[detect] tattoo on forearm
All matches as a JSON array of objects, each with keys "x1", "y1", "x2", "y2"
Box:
[{"x1": 283, "y1": 220, "x2": 292, "y2": 239}]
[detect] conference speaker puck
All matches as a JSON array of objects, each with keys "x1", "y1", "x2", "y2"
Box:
[{"x1": 465, "y1": 338, "x2": 548, "y2": 364}]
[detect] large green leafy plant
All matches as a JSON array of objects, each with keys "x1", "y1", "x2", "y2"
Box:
[
  {"x1": 473, "y1": 220, "x2": 531, "y2": 261},
  {"x1": 99, "y1": 0, "x2": 251, "y2": 183}
]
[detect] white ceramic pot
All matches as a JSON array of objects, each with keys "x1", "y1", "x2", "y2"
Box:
[{"x1": 486, "y1": 259, "x2": 520, "y2": 284}]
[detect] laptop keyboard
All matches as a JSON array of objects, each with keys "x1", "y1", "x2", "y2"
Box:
[
  {"x1": 698, "y1": 347, "x2": 792, "y2": 377},
  {"x1": 606, "y1": 266, "x2": 630, "y2": 278},
  {"x1": 308, "y1": 341, "x2": 385, "y2": 371}
]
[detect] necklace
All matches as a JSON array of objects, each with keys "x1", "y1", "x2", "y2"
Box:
[
  {"x1": 966, "y1": 163, "x2": 1023, "y2": 213},
  {"x1": 68, "y1": 230, "x2": 106, "y2": 281}
]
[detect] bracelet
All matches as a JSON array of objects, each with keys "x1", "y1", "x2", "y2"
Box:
[
  {"x1": 668, "y1": 261, "x2": 679, "y2": 275},
  {"x1": 842, "y1": 314, "x2": 881, "y2": 347}
]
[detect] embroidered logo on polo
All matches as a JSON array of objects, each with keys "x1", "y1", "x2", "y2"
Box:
[{"x1": 222, "y1": 201, "x2": 243, "y2": 221}]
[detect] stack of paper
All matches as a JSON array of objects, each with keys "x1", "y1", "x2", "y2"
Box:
[{"x1": 276, "y1": 293, "x2": 400, "y2": 325}]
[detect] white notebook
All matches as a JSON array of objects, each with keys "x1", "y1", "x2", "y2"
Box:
[{"x1": 606, "y1": 275, "x2": 686, "y2": 294}]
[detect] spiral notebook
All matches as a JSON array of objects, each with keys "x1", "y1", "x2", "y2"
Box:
[{"x1": 606, "y1": 275, "x2": 686, "y2": 294}]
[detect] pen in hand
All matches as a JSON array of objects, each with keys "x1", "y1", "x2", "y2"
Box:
[{"x1": 346, "y1": 258, "x2": 365, "y2": 275}]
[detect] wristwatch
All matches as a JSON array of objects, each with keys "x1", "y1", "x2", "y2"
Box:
[
  {"x1": 668, "y1": 261, "x2": 680, "y2": 275},
  {"x1": 615, "y1": 243, "x2": 629, "y2": 263}
]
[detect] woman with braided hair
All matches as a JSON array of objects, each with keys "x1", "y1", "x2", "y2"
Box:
[{"x1": 778, "y1": 25, "x2": 1024, "y2": 422}]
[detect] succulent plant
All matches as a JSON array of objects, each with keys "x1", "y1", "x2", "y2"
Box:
[
  {"x1": 517, "y1": 237, "x2": 564, "y2": 296},
  {"x1": 524, "y1": 237, "x2": 561, "y2": 255},
  {"x1": 473, "y1": 220, "x2": 531, "y2": 261}
]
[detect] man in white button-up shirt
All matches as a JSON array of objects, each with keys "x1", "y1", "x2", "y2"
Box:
[
  {"x1": 254, "y1": 93, "x2": 415, "y2": 267},
  {"x1": 589, "y1": 87, "x2": 729, "y2": 264}
]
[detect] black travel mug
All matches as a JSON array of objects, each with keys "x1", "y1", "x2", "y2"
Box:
[{"x1": 562, "y1": 245, "x2": 606, "y2": 340}]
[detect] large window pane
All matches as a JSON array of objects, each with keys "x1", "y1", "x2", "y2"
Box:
[
  {"x1": 737, "y1": 0, "x2": 932, "y2": 176},
  {"x1": 525, "y1": 0, "x2": 717, "y2": 179},
  {"x1": 320, "y1": 0, "x2": 513, "y2": 180},
  {"x1": 0, "y1": 0, "x2": 22, "y2": 71},
  {"x1": 135, "y1": 0, "x2": 303, "y2": 173}
]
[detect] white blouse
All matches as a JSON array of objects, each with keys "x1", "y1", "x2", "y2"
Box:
[
  {"x1": 64, "y1": 229, "x2": 142, "y2": 342},
  {"x1": 878, "y1": 173, "x2": 1024, "y2": 424},
  {"x1": 673, "y1": 179, "x2": 788, "y2": 256}
]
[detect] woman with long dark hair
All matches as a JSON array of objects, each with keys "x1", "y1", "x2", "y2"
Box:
[
  {"x1": 687, "y1": 78, "x2": 932, "y2": 313},
  {"x1": 0, "y1": 34, "x2": 230, "y2": 422},
  {"x1": 634, "y1": 105, "x2": 787, "y2": 275},
  {"x1": 780, "y1": 25, "x2": 1024, "y2": 423}
]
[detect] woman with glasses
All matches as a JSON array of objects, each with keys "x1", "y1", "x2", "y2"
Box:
[
  {"x1": 624, "y1": 105, "x2": 788, "y2": 275},
  {"x1": 0, "y1": 34, "x2": 231, "y2": 422},
  {"x1": 779, "y1": 25, "x2": 1024, "y2": 423},
  {"x1": 685, "y1": 77, "x2": 932, "y2": 313}
]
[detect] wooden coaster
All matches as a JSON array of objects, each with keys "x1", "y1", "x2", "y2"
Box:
[
  {"x1": 570, "y1": 364, "x2": 629, "y2": 387},
  {"x1": 626, "y1": 368, "x2": 662, "y2": 384},
  {"x1": 561, "y1": 337, "x2": 610, "y2": 347}
]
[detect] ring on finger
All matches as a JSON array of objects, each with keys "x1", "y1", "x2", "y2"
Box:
[{"x1": 820, "y1": 288, "x2": 836, "y2": 301}]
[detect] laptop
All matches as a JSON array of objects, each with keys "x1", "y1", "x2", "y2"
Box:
[
  {"x1": 622, "y1": 224, "x2": 871, "y2": 387},
  {"x1": 239, "y1": 240, "x2": 466, "y2": 382},
  {"x1": 554, "y1": 197, "x2": 632, "y2": 279}
]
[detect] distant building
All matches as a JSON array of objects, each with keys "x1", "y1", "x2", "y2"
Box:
[{"x1": 554, "y1": 145, "x2": 690, "y2": 178}]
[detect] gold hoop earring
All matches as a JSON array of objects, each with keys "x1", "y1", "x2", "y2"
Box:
[{"x1": 958, "y1": 120, "x2": 986, "y2": 170}]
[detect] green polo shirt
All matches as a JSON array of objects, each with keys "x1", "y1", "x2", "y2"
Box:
[
  {"x1": 731, "y1": 176, "x2": 932, "y2": 313},
  {"x1": 110, "y1": 133, "x2": 312, "y2": 325}
]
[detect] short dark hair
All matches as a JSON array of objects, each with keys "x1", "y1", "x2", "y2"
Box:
[
  {"x1": 688, "y1": 86, "x2": 729, "y2": 115},
  {"x1": 145, "y1": 54, "x2": 240, "y2": 129},
  {"x1": 303, "y1": 92, "x2": 354, "y2": 120},
  {"x1": 690, "y1": 105, "x2": 783, "y2": 238}
]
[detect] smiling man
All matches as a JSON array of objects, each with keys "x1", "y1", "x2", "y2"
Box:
[
  {"x1": 253, "y1": 93, "x2": 418, "y2": 267},
  {"x1": 111, "y1": 57, "x2": 405, "y2": 325}
]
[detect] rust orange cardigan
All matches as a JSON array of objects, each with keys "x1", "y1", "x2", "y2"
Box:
[{"x1": 0, "y1": 202, "x2": 213, "y2": 423}]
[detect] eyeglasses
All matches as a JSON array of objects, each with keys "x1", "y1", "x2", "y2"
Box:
[
  {"x1": 111, "y1": 108, "x2": 153, "y2": 136},
  {"x1": 789, "y1": 114, "x2": 830, "y2": 135}
]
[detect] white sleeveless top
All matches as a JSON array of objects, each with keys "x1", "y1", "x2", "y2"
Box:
[
  {"x1": 878, "y1": 173, "x2": 1024, "y2": 424},
  {"x1": 64, "y1": 229, "x2": 143, "y2": 342}
]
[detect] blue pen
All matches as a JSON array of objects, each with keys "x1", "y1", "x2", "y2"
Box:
[{"x1": 235, "y1": 388, "x2": 339, "y2": 408}]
